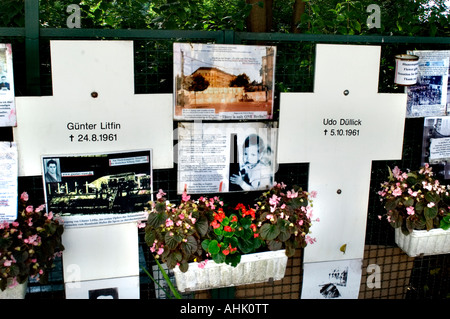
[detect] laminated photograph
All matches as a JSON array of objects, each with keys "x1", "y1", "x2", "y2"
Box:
[
  {"x1": 173, "y1": 43, "x2": 276, "y2": 120},
  {"x1": 406, "y1": 50, "x2": 449, "y2": 118},
  {"x1": 177, "y1": 122, "x2": 277, "y2": 194},
  {"x1": 0, "y1": 44, "x2": 16, "y2": 127},
  {"x1": 422, "y1": 116, "x2": 450, "y2": 179},
  {"x1": 0, "y1": 142, "x2": 17, "y2": 222},
  {"x1": 42, "y1": 149, "x2": 152, "y2": 227}
]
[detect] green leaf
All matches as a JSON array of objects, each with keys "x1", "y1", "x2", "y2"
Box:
[
  {"x1": 259, "y1": 223, "x2": 280, "y2": 241},
  {"x1": 208, "y1": 240, "x2": 220, "y2": 255},
  {"x1": 278, "y1": 228, "x2": 291, "y2": 242},
  {"x1": 240, "y1": 217, "x2": 252, "y2": 229},
  {"x1": 201, "y1": 239, "x2": 210, "y2": 252},
  {"x1": 238, "y1": 237, "x2": 257, "y2": 254},
  {"x1": 144, "y1": 230, "x2": 156, "y2": 246},
  {"x1": 267, "y1": 240, "x2": 282, "y2": 251},
  {"x1": 165, "y1": 232, "x2": 182, "y2": 249},
  {"x1": 212, "y1": 252, "x2": 225, "y2": 264},
  {"x1": 425, "y1": 192, "x2": 440, "y2": 203},
  {"x1": 424, "y1": 206, "x2": 438, "y2": 220},
  {"x1": 225, "y1": 253, "x2": 241, "y2": 267},
  {"x1": 195, "y1": 216, "x2": 209, "y2": 237},
  {"x1": 181, "y1": 236, "x2": 197, "y2": 256},
  {"x1": 147, "y1": 211, "x2": 167, "y2": 228}
]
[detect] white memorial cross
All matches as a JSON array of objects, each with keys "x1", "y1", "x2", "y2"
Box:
[
  {"x1": 13, "y1": 40, "x2": 174, "y2": 298},
  {"x1": 278, "y1": 44, "x2": 406, "y2": 263}
]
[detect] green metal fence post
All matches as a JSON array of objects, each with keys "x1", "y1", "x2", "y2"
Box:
[
  {"x1": 25, "y1": 0, "x2": 40, "y2": 96},
  {"x1": 223, "y1": 30, "x2": 236, "y2": 44}
]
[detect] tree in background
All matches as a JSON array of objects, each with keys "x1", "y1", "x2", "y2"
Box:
[{"x1": 0, "y1": 0, "x2": 448, "y2": 36}]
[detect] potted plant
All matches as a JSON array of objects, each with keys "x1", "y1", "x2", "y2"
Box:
[
  {"x1": 254, "y1": 182, "x2": 318, "y2": 256},
  {"x1": 0, "y1": 192, "x2": 65, "y2": 298},
  {"x1": 378, "y1": 164, "x2": 450, "y2": 257},
  {"x1": 144, "y1": 183, "x2": 318, "y2": 292}
]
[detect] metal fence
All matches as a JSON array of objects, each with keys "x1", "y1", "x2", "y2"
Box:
[{"x1": 1, "y1": 0, "x2": 449, "y2": 300}]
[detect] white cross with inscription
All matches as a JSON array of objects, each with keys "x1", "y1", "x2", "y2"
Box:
[
  {"x1": 13, "y1": 40, "x2": 173, "y2": 298},
  {"x1": 278, "y1": 44, "x2": 406, "y2": 264}
]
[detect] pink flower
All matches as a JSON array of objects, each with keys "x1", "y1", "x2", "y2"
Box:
[
  {"x1": 137, "y1": 221, "x2": 146, "y2": 228},
  {"x1": 269, "y1": 194, "x2": 280, "y2": 206},
  {"x1": 26, "y1": 206, "x2": 33, "y2": 213},
  {"x1": 20, "y1": 192, "x2": 29, "y2": 202},
  {"x1": 156, "y1": 189, "x2": 166, "y2": 200},
  {"x1": 310, "y1": 191, "x2": 318, "y2": 198},
  {"x1": 287, "y1": 190, "x2": 298, "y2": 198},
  {"x1": 8, "y1": 277, "x2": 18, "y2": 289},
  {"x1": 182, "y1": 191, "x2": 191, "y2": 202},
  {"x1": 198, "y1": 259, "x2": 208, "y2": 269},
  {"x1": 406, "y1": 206, "x2": 415, "y2": 216},
  {"x1": 427, "y1": 202, "x2": 435, "y2": 208},
  {"x1": 392, "y1": 187, "x2": 402, "y2": 197},
  {"x1": 157, "y1": 247, "x2": 164, "y2": 255},
  {"x1": 165, "y1": 218, "x2": 174, "y2": 227},
  {"x1": 305, "y1": 235, "x2": 316, "y2": 245}
]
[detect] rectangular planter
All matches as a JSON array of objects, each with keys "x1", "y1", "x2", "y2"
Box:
[
  {"x1": 395, "y1": 228, "x2": 450, "y2": 257},
  {"x1": 173, "y1": 250, "x2": 288, "y2": 292}
]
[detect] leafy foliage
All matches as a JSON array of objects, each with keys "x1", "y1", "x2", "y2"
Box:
[
  {"x1": 378, "y1": 164, "x2": 450, "y2": 235},
  {"x1": 201, "y1": 204, "x2": 261, "y2": 267},
  {"x1": 0, "y1": 192, "x2": 64, "y2": 291},
  {"x1": 2, "y1": 0, "x2": 447, "y2": 36},
  {"x1": 254, "y1": 182, "x2": 318, "y2": 257},
  {"x1": 144, "y1": 183, "x2": 318, "y2": 273}
]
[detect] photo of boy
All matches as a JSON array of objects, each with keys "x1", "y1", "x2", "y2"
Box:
[{"x1": 230, "y1": 133, "x2": 273, "y2": 191}]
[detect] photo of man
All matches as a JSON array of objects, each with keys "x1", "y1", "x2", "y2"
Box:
[
  {"x1": 44, "y1": 158, "x2": 61, "y2": 183},
  {"x1": 0, "y1": 75, "x2": 9, "y2": 90}
]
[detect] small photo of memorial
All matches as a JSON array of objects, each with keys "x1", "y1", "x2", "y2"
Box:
[
  {"x1": 173, "y1": 43, "x2": 276, "y2": 120},
  {"x1": 42, "y1": 150, "x2": 153, "y2": 216}
]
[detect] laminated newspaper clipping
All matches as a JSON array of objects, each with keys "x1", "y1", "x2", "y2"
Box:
[
  {"x1": 422, "y1": 116, "x2": 450, "y2": 179},
  {"x1": 0, "y1": 142, "x2": 17, "y2": 222},
  {"x1": 177, "y1": 122, "x2": 277, "y2": 194},
  {"x1": 406, "y1": 50, "x2": 449, "y2": 118},
  {"x1": 173, "y1": 43, "x2": 276, "y2": 121},
  {"x1": 0, "y1": 44, "x2": 16, "y2": 127},
  {"x1": 42, "y1": 149, "x2": 152, "y2": 228}
]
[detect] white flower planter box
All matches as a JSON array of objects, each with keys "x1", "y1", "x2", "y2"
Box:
[
  {"x1": 0, "y1": 281, "x2": 27, "y2": 299},
  {"x1": 395, "y1": 228, "x2": 450, "y2": 257},
  {"x1": 173, "y1": 250, "x2": 288, "y2": 292}
]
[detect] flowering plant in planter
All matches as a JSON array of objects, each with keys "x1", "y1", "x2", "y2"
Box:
[
  {"x1": 0, "y1": 192, "x2": 65, "y2": 291},
  {"x1": 201, "y1": 203, "x2": 261, "y2": 267},
  {"x1": 144, "y1": 183, "x2": 318, "y2": 273},
  {"x1": 254, "y1": 182, "x2": 318, "y2": 257},
  {"x1": 378, "y1": 164, "x2": 450, "y2": 235},
  {"x1": 144, "y1": 190, "x2": 221, "y2": 272}
]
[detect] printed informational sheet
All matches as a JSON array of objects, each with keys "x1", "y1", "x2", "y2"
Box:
[
  {"x1": 422, "y1": 116, "x2": 450, "y2": 179},
  {"x1": 173, "y1": 43, "x2": 276, "y2": 120},
  {"x1": 301, "y1": 259, "x2": 363, "y2": 299},
  {"x1": 406, "y1": 50, "x2": 449, "y2": 118},
  {"x1": 177, "y1": 122, "x2": 277, "y2": 194},
  {"x1": 0, "y1": 44, "x2": 16, "y2": 127},
  {"x1": 42, "y1": 149, "x2": 152, "y2": 228},
  {"x1": 0, "y1": 142, "x2": 17, "y2": 222}
]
